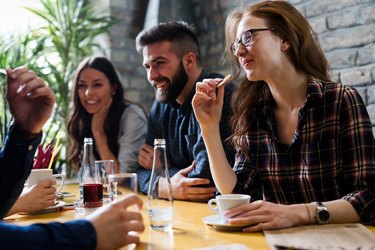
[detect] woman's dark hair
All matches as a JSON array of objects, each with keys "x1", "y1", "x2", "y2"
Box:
[
  {"x1": 67, "y1": 57, "x2": 128, "y2": 170},
  {"x1": 224, "y1": 0, "x2": 331, "y2": 153}
]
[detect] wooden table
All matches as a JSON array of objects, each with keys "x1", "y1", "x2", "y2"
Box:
[{"x1": 4, "y1": 184, "x2": 374, "y2": 249}]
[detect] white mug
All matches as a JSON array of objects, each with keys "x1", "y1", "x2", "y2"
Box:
[
  {"x1": 27, "y1": 169, "x2": 66, "y2": 193},
  {"x1": 208, "y1": 194, "x2": 251, "y2": 218}
]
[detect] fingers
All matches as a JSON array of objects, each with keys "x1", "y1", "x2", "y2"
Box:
[
  {"x1": 124, "y1": 210, "x2": 143, "y2": 221},
  {"x1": 6, "y1": 67, "x2": 55, "y2": 104},
  {"x1": 39, "y1": 178, "x2": 57, "y2": 188},
  {"x1": 141, "y1": 143, "x2": 153, "y2": 153},
  {"x1": 138, "y1": 144, "x2": 154, "y2": 169},
  {"x1": 23, "y1": 82, "x2": 55, "y2": 104},
  {"x1": 124, "y1": 235, "x2": 141, "y2": 246},
  {"x1": 172, "y1": 176, "x2": 216, "y2": 201},
  {"x1": 98, "y1": 97, "x2": 113, "y2": 114},
  {"x1": 6, "y1": 67, "x2": 29, "y2": 80},
  {"x1": 114, "y1": 193, "x2": 143, "y2": 209},
  {"x1": 178, "y1": 161, "x2": 196, "y2": 176},
  {"x1": 242, "y1": 222, "x2": 266, "y2": 233},
  {"x1": 224, "y1": 201, "x2": 260, "y2": 218},
  {"x1": 195, "y1": 79, "x2": 217, "y2": 100},
  {"x1": 180, "y1": 177, "x2": 211, "y2": 187}
]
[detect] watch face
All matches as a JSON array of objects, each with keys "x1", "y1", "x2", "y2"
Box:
[{"x1": 319, "y1": 209, "x2": 330, "y2": 222}]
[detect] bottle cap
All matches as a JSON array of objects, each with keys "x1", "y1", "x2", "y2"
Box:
[
  {"x1": 84, "y1": 137, "x2": 93, "y2": 143},
  {"x1": 154, "y1": 138, "x2": 166, "y2": 145}
]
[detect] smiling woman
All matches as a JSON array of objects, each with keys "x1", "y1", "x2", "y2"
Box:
[{"x1": 67, "y1": 56, "x2": 148, "y2": 174}]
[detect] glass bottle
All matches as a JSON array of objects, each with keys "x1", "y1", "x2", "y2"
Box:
[
  {"x1": 147, "y1": 138, "x2": 173, "y2": 231},
  {"x1": 79, "y1": 137, "x2": 103, "y2": 208}
]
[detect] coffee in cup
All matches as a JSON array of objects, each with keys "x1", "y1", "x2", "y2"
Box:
[
  {"x1": 27, "y1": 169, "x2": 66, "y2": 193},
  {"x1": 208, "y1": 194, "x2": 251, "y2": 218}
]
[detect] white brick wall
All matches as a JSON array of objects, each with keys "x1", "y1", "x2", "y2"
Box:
[{"x1": 101, "y1": 0, "x2": 375, "y2": 128}]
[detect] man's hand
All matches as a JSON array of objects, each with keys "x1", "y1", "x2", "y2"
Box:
[
  {"x1": 158, "y1": 162, "x2": 216, "y2": 202},
  {"x1": 138, "y1": 143, "x2": 154, "y2": 170},
  {"x1": 6, "y1": 67, "x2": 55, "y2": 133},
  {"x1": 88, "y1": 193, "x2": 145, "y2": 250}
]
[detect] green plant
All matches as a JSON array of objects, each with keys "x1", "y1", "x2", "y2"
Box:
[
  {"x1": 0, "y1": 33, "x2": 45, "y2": 145},
  {"x1": 0, "y1": 0, "x2": 115, "y2": 176}
]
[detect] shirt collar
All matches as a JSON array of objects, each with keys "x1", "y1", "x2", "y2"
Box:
[{"x1": 306, "y1": 78, "x2": 324, "y2": 102}]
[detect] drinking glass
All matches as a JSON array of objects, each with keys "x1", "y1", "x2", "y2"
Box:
[
  {"x1": 95, "y1": 160, "x2": 114, "y2": 199},
  {"x1": 108, "y1": 173, "x2": 138, "y2": 203}
]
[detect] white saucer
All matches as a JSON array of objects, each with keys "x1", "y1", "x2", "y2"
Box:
[
  {"x1": 202, "y1": 214, "x2": 247, "y2": 231},
  {"x1": 43, "y1": 201, "x2": 66, "y2": 212},
  {"x1": 21, "y1": 201, "x2": 66, "y2": 214}
]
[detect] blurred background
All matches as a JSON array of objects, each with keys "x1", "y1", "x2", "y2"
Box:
[{"x1": 0, "y1": 0, "x2": 374, "y2": 177}]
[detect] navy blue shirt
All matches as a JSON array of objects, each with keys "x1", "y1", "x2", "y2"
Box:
[
  {"x1": 137, "y1": 70, "x2": 236, "y2": 194},
  {"x1": 0, "y1": 133, "x2": 96, "y2": 249}
]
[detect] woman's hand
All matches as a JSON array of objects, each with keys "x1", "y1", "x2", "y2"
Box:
[
  {"x1": 192, "y1": 78, "x2": 225, "y2": 130},
  {"x1": 7, "y1": 179, "x2": 57, "y2": 215},
  {"x1": 91, "y1": 98, "x2": 113, "y2": 134},
  {"x1": 224, "y1": 200, "x2": 306, "y2": 232}
]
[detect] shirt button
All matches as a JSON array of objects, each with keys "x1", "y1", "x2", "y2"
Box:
[{"x1": 28, "y1": 145, "x2": 33, "y2": 151}]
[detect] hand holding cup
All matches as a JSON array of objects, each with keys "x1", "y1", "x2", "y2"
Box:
[{"x1": 208, "y1": 194, "x2": 251, "y2": 220}]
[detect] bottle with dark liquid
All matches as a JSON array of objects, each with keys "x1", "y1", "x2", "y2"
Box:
[{"x1": 79, "y1": 137, "x2": 103, "y2": 208}]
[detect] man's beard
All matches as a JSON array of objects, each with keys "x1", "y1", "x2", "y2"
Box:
[{"x1": 155, "y1": 61, "x2": 188, "y2": 103}]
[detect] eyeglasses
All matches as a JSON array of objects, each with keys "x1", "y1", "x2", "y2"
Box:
[{"x1": 231, "y1": 28, "x2": 274, "y2": 54}]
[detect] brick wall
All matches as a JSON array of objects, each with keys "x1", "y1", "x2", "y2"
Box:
[{"x1": 99, "y1": 0, "x2": 375, "y2": 133}]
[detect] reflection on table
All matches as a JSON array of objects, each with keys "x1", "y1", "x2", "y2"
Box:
[{"x1": 5, "y1": 184, "x2": 374, "y2": 250}]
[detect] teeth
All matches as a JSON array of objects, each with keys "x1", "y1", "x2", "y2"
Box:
[
  {"x1": 87, "y1": 100, "x2": 98, "y2": 104},
  {"x1": 155, "y1": 81, "x2": 167, "y2": 89}
]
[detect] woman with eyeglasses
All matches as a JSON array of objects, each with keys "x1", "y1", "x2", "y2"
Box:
[{"x1": 192, "y1": 0, "x2": 375, "y2": 231}]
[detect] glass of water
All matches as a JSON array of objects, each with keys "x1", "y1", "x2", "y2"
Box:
[
  {"x1": 108, "y1": 173, "x2": 138, "y2": 205},
  {"x1": 95, "y1": 160, "x2": 114, "y2": 200}
]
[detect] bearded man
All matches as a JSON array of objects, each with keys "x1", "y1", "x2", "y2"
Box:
[{"x1": 135, "y1": 21, "x2": 236, "y2": 201}]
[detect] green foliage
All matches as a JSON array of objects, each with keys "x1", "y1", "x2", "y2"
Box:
[{"x1": 0, "y1": 0, "x2": 115, "y2": 176}]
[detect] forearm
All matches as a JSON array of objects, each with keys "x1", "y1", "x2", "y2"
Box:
[
  {"x1": 0, "y1": 220, "x2": 96, "y2": 249},
  {"x1": 201, "y1": 126, "x2": 236, "y2": 194},
  {"x1": 294, "y1": 200, "x2": 360, "y2": 227},
  {"x1": 0, "y1": 134, "x2": 41, "y2": 219},
  {"x1": 93, "y1": 132, "x2": 119, "y2": 172},
  {"x1": 5, "y1": 199, "x2": 22, "y2": 217},
  {"x1": 324, "y1": 199, "x2": 360, "y2": 223}
]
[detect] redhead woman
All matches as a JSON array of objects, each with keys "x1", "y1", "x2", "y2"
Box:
[
  {"x1": 192, "y1": 0, "x2": 375, "y2": 231},
  {"x1": 68, "y1": 57, "x2": 147, "y2": 173}
]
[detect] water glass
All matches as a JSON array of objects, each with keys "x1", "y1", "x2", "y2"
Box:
[
  {"x1": 108, "y1": 173, "x2": 138, "y2": 203},
  {"x1": 95, "y1": 160, "x2": 114, "y2": 199}
]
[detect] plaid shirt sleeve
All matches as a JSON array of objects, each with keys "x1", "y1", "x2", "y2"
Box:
[{"x1": 339, "y1": 86, "x2": 375, "y2": 225}]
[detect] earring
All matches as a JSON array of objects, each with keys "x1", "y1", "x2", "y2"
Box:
[{"x1": 112, "y1": 91, "x2": 116, "y2": 96}]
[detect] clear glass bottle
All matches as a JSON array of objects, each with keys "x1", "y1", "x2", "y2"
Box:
[
  {"x1": 79, "y1": 137, "x2": 103, "y2": 208},
  {"x1": 147, "y1": 138, "x2": 173, "y2": 231}
]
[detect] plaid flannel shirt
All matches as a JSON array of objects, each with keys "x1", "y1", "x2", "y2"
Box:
[{"x1": 233, "y1": 79, "x2": 375, "y2": 224}]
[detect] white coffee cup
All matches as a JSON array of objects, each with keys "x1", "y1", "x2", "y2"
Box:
[
  {"x1": 208, "y1": 194, "x2": 251, "y2": 218},
  {"x1": 27, "y1": 169, "x2": 66, "y2": 193}
]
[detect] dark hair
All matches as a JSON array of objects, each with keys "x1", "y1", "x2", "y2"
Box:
[
  {"x1": 136, "y1": 20, "x2": 201, "y2": 65},
  {"x1": 67, "y1": 57, "x2": 128, "y2": 170},
  {"x1": 225, "y1": 1, "x2": 331, "y2": 153}
]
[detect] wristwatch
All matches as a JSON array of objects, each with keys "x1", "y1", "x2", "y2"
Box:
[{"x1": 314, "y1": 201, "x2": 330, "y2": 225}]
